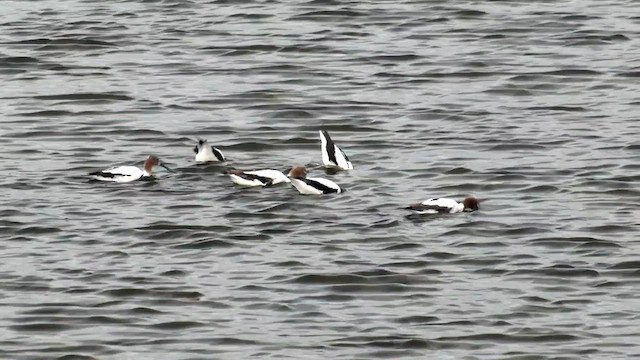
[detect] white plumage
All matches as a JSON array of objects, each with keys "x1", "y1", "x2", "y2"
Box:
[
  {"x1": 91, "y1": 166, "x2": 147, "y2": 183},
  {"x1": 287, "y1": 166, "x2": 342, "y2": 195},
  {"x1": 89, "y1": 155, "x2": 171, "y2": 183},
  {"x1": 290, "y1": 177, "x2": 342, "y2": 195},
  {"x1": 226, "y1": 169, "x2": 290, "y2": 187},
  {"x1": 194, "y1": 139, "x2": 225, "y2": 163},
  {"x1": 320, "y1": 130, "x2": 353, "y2": 170},
  {"x1": 406, "y1": 197, "x2": 480, "y2": 214},
  {"x1": 416, "y1": 198, "x2": 463, "y2": 214}
]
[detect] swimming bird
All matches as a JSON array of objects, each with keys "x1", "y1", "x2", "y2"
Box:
[
  {"x1": 225, "y1": 169, "x2": 290, "y2": 187},
  {"x1": 89, "y1": 155, "x2": 172, "y2": 183},
  {"x1": 406, "y1": 197, "x2": 479, "y2": 214},
  {"x1": 319, "y1": 130, "x2": 353, "y2": 170},
  {"x1": 288, "y1": 166, "x2": 342, "y2": 195},
  {"x1": 194, "y1": 139, "x2": 225, "y2": 163}
]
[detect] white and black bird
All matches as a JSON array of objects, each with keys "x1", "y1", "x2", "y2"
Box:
[
  {"x1": 319, "y1": 130, "x2": 353, "y2": 170},
  {"x1": 194, "y1": 139, "x2": 225, "y2": 163},
  {"x1": 89, "y1": 155, "x2": 173, "y2": 183},
  {"x1": 225, "y1": 169, "x2": 290, "y2": 187},
  {"x1": 406, "y1": 197, "x2": 480, "y2": 214},
  {"x1": 287, "y1": 166, "x2": 342, "y2": 195}
]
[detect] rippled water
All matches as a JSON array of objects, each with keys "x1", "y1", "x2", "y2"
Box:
[{"x1": 1, "y1": 0, "x2": 640, "y2": 359}]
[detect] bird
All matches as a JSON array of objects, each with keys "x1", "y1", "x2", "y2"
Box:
[
  {"x1": 225, "y1": 169, "x2": 290, "y2": 187},
  {"x1": 319, "y1": 130, "x2": 353, "y2": 170},
  {"x1": 89, "y1": 155, "x2": 173, "y2": 183},
  {"x1": 194, "y1": 139, "x2": 225, "y2": 163},
  {"x1": 287, "y1": 166, "x2": 342, "y2": 195},
  {"x1": 406, "y1": 197, "x2": 479, "y2": 214}
]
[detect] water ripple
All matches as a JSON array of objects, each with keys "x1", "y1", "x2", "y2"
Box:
[{"x1": 0, "y1": 0, "x2": 638, "y2": 359}]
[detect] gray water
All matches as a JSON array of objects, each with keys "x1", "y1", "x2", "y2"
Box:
[{"x1": 1, "y1": 1, "x2": 640, "y2": 359}]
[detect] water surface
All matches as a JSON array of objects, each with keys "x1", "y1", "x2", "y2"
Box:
[{"x1": 1, "y1": 0, "x2": 639, "y2": 359}]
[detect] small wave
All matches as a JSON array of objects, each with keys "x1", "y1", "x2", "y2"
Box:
[
  {"x1": 616, "y1": 71, "x2": 640, "y2": 78},
  {"x1": 527, "y1": 106, "x2": 588, "y2": 112},
  {"x1": 10, "y1": 322, "x2": 75, "y2": 332},
  {"x1": 381, "y1": 243, "x2": 424, "y2": 251},
  {"x1": 33, "y1": 92, "x2": 133, "y2": 101},
  {"x1": 146, "y1": 321, "x2": 205, "y2": 330},
  {"x1": 609, "y1": 261, "x2": 640, "y2": 270},
  {"x1": 291, "y1": 9, "x2": 367, "y2": 19},
  {"x1": 171, "y1": 238, "x2": 235, "y2": 249},
  {"x1": 529, "y1": 237, "x2": 622, "y2": 249},
  {"x1": 436, "y1": 332, "x2": 580, "y2": 343},
  {"x1": 451, "y1": 9, "x2": 487, "y2": 17}
]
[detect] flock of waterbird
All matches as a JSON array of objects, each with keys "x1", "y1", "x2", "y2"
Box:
[{"x1": 89, "y1": 130, "x2": 479, "y2": 214}]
